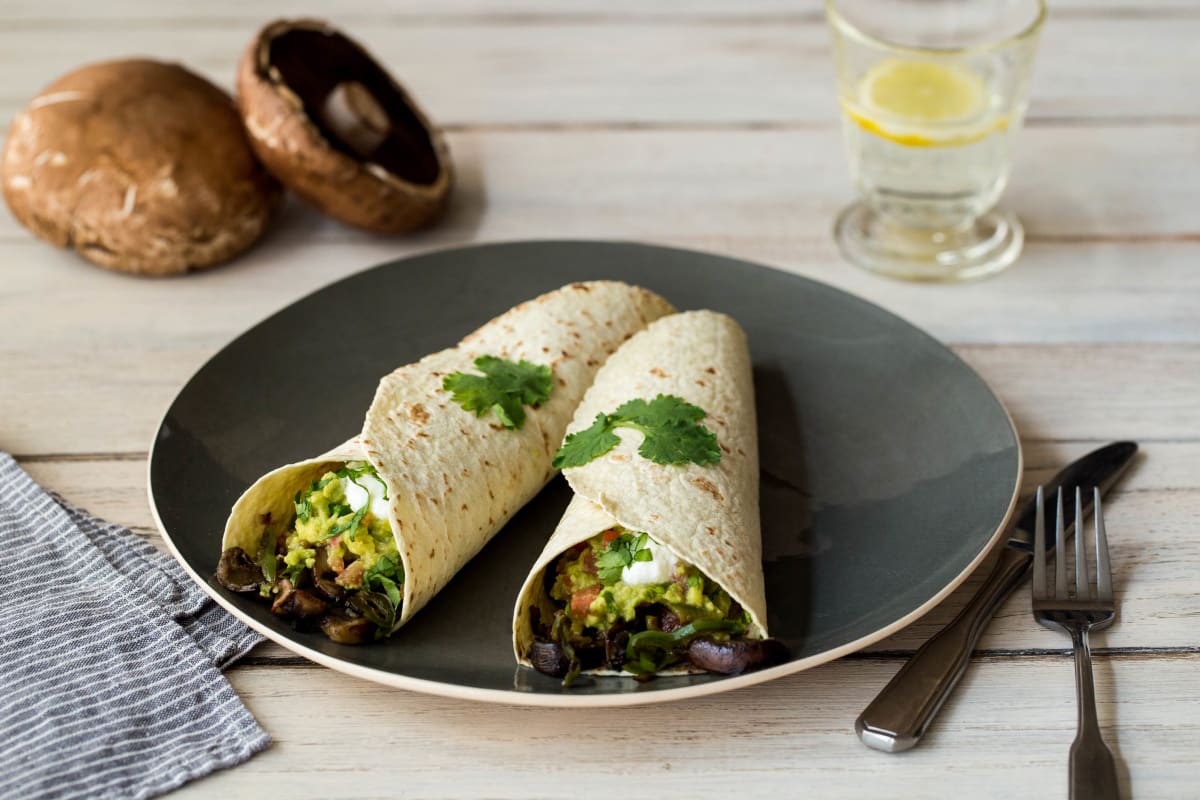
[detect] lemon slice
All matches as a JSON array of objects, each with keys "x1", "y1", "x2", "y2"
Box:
[{"x1": 843, "y1": 59, "x2": 1006, "y2": 147}]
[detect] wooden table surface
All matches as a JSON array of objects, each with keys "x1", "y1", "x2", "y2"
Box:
[{"x1": 3, "y1": 2, "x2": 1198, "y2": 798}]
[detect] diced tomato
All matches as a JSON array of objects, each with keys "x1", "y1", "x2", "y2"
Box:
[
  {"x1": 570, "y1": 586, "x2": 600, "y2": 616},
  {"x1": 602, "y1": 529, "x2": 621, "y2": 544}
]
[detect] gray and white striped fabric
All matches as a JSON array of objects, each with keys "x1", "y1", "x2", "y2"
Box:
[{"x1": 0, "y1": 452, "x2": 269, "y2": 800}]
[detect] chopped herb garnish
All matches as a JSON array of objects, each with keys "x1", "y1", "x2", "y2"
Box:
[
  {"x1": 294, "y1": 475, "x2": 334, "y2": 522},
  {"x1": 324, "y1": 506, "x2": 368, "y2": 540},
  {"x1": 595, "y1": 532, "x2": 654, "y2": 585},
  {"x1": 442, "y1": 355, "x2": 553, "y2": 430},
  {"x1": 552, "y1": 394, "x2": 721, "y2": 469}
]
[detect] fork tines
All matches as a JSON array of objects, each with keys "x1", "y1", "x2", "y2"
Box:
[{"x1": 1032, "y1": 486, "x2": 1113, "y2": 604}]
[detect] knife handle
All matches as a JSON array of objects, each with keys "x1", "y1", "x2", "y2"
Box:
[{"x1": 855, "y1": 547, "x2": 1032, "y2": 752}]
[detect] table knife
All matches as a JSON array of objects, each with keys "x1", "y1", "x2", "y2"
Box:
[{"x1": 855, "y1": 441, "x2": 1139, "y2": 753}]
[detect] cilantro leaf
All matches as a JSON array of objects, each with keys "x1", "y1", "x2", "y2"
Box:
[
  {"x1": 552, "y1": 394, "x2": 721, "y2": 469},
  {"x1": 294, "y1": 475, "x2": 333, "y2": 522},
  {"x1": 595, "y1": 532, "x2": 652, "y2": 585},
  {"x1": 324, "y1": 505, "x2": 367, "y2": 540},
  {"x1": 365, "y1": 553, "x2": 405, "y2": 587},
  {"x1": 553, "y1": 413, "x2": 621, "y2": 469},
  {"x1": 443, "y1": 355, "x2": 553, "y2": 430}
]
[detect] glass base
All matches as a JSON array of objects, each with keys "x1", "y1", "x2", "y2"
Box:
[{"x1": 834, "y1": 202, "x2": 1024, "y2": 282}]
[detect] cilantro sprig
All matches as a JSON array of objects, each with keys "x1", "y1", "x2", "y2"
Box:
[
  {"x1": 553, "y1": 394, "x2": 721, "y2": 469},
  {"x1": 443, "y1": 355, "x2": 553, "y2": 430},
  {"x1": 595, "y1": 531, "x2": 655, "y2": 585}
]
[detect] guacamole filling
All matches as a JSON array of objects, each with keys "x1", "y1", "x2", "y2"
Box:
[
  {"x1": 527, "y1": 528, "x2": 785, "y2": 684},
  {"x1": 215, "y1": 461, "x2": 405, "y2": 645}
]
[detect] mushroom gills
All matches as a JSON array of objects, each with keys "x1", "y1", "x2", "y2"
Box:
[{"x1": 264, "y1": 26, "x2": 441, "y2": 185}]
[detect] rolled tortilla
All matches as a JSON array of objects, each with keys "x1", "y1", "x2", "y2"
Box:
[
  {"x1": 222, "y1": 281, "x2": 674, "y2": 631},
  {"x1": 513, "y1": 310, "x2": 765, "y2": 671}
]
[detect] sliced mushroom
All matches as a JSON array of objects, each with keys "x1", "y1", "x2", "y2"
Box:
[
  {"x1": 311, "y1": 546, "x2": 346, "y2": 601},
  {"x1": 271, "y1": 578, "x2": 329, "y2": 619},
  {"x1": 603, "y1": 628, "x2": 630, "y2": 670},
  {"x1": 320, "y1": 611, "x2": 375, "y2": 644},
  {"x1": 215, "y1": 547, "x2": 264, "y2": 592},
  {"x1": 685, "y1": 637, "x2": 790, "y2": 676},
  {"x1": 527, "y1": 639, "x2": 571, "y2": 678}
]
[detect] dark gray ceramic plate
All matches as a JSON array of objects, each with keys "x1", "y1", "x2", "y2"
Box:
[{"x1": 149, "y1": 240, "x2": 1020, "y2": 706}]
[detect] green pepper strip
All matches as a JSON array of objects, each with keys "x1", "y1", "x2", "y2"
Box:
[{"x1": 623, "y1": 618, "x2": 747, "y2": 675}]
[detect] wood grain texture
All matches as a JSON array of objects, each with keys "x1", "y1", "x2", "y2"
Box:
[
  {"x1": 5, "y1": 126, "x2": 1197, "y2": 245},
  {"x1": 0, "y1": 15, "x2": 1198, "y2": 127},
  {"x1": 159, "y1": 656, "x2": 1199, "y2": 799},
  {"x1": 6, "y1": 0, "x2": 1200, "y2": 23}
]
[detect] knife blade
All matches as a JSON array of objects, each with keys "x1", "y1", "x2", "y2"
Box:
[{"x1": 855, "y1": 441, "x2": 1138, "y2": 753}]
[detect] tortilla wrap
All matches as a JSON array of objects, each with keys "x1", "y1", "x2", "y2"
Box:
[
  {"x1": 513, "y1": 309, "x2": 764, "y2": 668},
  {"x1": 222, "y1": 281, "x2": 674, "y2": 631}
]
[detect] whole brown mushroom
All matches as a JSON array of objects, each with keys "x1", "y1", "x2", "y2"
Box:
[
  {"x1": 1, "y1": 59, "x2": 281, "y2": 276},
  {"x1": 237, "y1": 18, "x2": 453, "y2": 233}
]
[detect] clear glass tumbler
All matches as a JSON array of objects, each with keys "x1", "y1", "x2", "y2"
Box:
[{"x1": 826, "y1": 0, "x2": 1045, "y2": 281}]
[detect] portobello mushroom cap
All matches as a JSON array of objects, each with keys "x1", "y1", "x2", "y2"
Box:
[
  {"x1": 236, "y1": 18, "x2": 453, "y2": 233},
  {"x1": 1, "y1": 59, "x2": 281, "y2": 275}
]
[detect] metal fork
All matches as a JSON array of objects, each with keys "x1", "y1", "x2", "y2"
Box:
[{"x1": 1033, "y1": 486, "x2": 1120, "y2": 800}]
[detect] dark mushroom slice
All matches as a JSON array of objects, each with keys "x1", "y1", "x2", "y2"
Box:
[
  {"x1": 236, "y1": 18, "x2": 453, "y2": 233},
  {"x1": 603, "y1": 628, "x2": 630, "y2": 670},
  {"x1": 215, "y1": 547, "x2": 264, "y2": 593},
  {"x1": 311, "y1": 546, "x2": 346, "y2": 602},
  {"x1": 320, "y1": 611, "x2": 375, "y2": 645},
  {"x1": 527, "y1": 639, "x2": 571, "y2": 679},
  {"x1": 685, "y1": 637, "x2": 790, "y2": 676},
  {"x1": 271, "y1": 578, "x2": 329, "y2": 620}
]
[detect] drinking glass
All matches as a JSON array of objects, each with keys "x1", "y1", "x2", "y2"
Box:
[{"x1": 826, "y1": 0, "x2": 1045, "y2": 281}]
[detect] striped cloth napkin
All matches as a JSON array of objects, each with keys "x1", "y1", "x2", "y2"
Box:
[{"x1": 0, "y1": 452, "x2": 269, "y2": 800}]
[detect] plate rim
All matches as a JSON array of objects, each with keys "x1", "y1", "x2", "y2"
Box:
[{"x1": 146, "y1": 239, "x2": 1023, "y2": 707}]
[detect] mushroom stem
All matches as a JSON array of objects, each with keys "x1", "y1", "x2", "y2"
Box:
[{"x1": 321, "y1": 81, "x2": 389, "y2": 157}]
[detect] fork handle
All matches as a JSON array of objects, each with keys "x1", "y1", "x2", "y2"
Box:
[
  {"x1": 1069, "y1": 627, "x2": 1121, "y2": 800},
  {"x1": 856, "y1": 547, "x2": 1032, "y2": 752}
]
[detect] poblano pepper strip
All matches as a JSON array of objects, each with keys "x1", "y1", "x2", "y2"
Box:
[{"x1": 623, "y1": 618, "x2": 747, "y2": 674}]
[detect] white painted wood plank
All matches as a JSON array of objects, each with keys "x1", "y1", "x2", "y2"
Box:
[
  {"x1": 5, "y1": 0, "x2": 1199, "y2": 22},
  {"x1": 0, "y1": 16, "x2": 1197, "y2": 126},
  {"x1": 17, "y1": 440, "x2": 1199, "y2": 651},
  {"x1": 161, "y1": 656, "x2": 1197, "y2": 799},
  {"x1": 3, "y1": 125, "x2": 1197, "y2": 245},
  {"x1": 0, "y1": 0, "x2": 1186, "y2": 22}
]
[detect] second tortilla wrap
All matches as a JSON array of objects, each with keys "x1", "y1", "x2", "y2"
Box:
[
  {"x1": 221, "y1": 281, "x2": 674, "y2": 634},
  {"x1": 513, "y1": 310, "x2": 765, "y2": 670}
]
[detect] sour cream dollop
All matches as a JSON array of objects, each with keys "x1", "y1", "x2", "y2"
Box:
[
  {"x1": 620, "y1": 537, "x2": 679, "y2": 586},
  {"x1": 339, "y1": 472, "x2": 391, "y2": 521}
]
